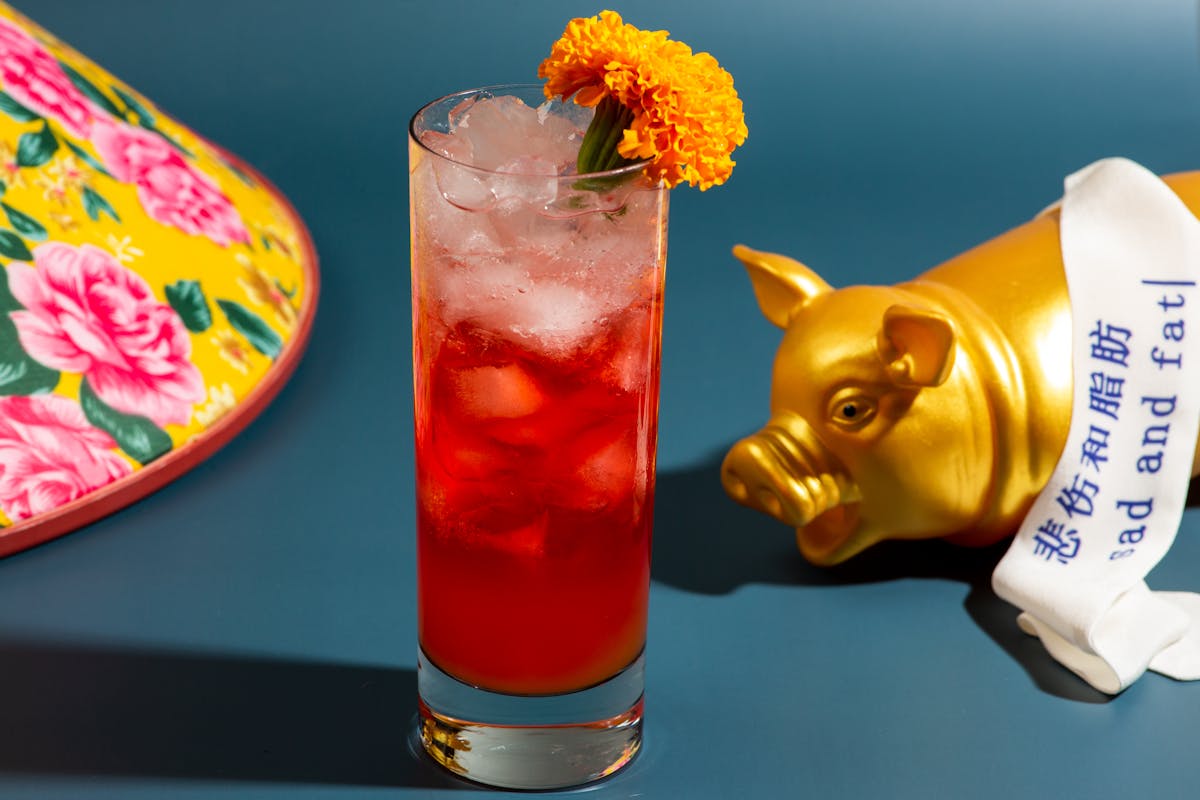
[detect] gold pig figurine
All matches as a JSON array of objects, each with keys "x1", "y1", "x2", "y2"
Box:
[{"x1": 722, "y1": 172, "x2": 1200, "y2": 566}]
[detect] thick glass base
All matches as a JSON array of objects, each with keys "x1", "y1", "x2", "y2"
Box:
[{"x1": 417, "y1": 648, "x2": 644, "y2": 790}]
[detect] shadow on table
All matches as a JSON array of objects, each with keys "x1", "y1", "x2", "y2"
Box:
[
  {"x1": 0, "y1": 636, "x2": 468, "y2": 788},
  {"x1": 651, "y1": 453, "x2": 1200, "y2": 704}
]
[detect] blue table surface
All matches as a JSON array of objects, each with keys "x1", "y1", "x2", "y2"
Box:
[{"x1": 3, "y1": 1, "x2": 1199, "y2": 797}]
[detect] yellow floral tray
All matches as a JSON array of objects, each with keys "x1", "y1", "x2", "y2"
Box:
[{"x1": 0, "y1": 4, "x2": 318, "y2": 555}]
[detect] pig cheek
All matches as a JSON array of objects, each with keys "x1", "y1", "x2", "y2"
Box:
[
  {"x1": 893, "y1": 394, "x2": 993, "y2": 521},
  {"x1": 848, "y1": 437, "x2": 985, "y2": 534}
]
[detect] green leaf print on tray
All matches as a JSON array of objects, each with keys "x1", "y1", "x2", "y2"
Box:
[
  {"x1": 165, "y1": 280, "x2": 213, "y2": 333},
  {"x1": 0, "y1": 92, "x2": 40, "y2": 123},
  {"x1": 81, "y1": 186, "x2": 120, "y2": 223},
  {"x1": 1, "y1": 204, "x2": 46, "y2": 242},
  {"x1": 16, "y1": 121, "x2": 57, "y2": 168},
  {"x1": 217, "y1": 299, "x2": 282, "y2": 360},
  {"x1": 0, "y1": 267, "x2": 60, "y2": 395},
  {"x1": 0, "y1": 230, "x2": 32, "y2": 261},
  {"x1": 79, "y1": 377, "x2": 171, "y2": 465}
]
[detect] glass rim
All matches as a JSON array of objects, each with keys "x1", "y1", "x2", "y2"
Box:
[{"x1": 408, "y1": 83, "x2": 651, "y2": 182}]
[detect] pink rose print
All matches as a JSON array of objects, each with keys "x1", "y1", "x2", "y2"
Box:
[
  {"x1": 8, "y1": 242, "x2": 205, "y2": 427},
  {"x1": 91, "y1": 117, "x2": 251, "y2": 247},
  {"x1": 0, "y1": 394, "x2": 132, "y2": 522},
  {"x1": 0, "y1": 17, "x2": 93, "y2": 138}
]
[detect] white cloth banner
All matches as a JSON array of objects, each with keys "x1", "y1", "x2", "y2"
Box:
[{"x1": 992, "y1": 158, "x2": 1200, "y2": 694}]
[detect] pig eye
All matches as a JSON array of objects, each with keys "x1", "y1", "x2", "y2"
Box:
[{"x1": 828, "y1": 392, "x2": 876, "y2": 430}]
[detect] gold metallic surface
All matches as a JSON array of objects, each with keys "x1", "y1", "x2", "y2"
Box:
[{"x1": 723, "y1": 173, "x2": 1200, "y2": 565}]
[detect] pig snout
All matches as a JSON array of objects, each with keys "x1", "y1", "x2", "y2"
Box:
[{"x1": 721, "y1": 413, "x2": 860, "y2": 528}]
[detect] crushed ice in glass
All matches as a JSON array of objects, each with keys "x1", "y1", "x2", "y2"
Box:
[{"x1": 414, "y1": 94, "x2": 661, "y2": 359}]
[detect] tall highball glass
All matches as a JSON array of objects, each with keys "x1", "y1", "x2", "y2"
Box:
[{"x1": 409, "y1": 84, "x2": 667, "y2": 790}]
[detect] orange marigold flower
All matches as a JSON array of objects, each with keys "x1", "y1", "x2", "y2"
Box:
[{"x1": 538, "y1": 10, "x2": 747, "y2": 190}]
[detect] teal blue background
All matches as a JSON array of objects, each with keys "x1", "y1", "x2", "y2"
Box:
[{"x1": 2, "y1": 1, "x2": 1199, "y2": 797}]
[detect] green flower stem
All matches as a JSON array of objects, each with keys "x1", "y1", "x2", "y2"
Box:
[{"x1": 577, "y1": 94, "x2": 636, "y2": 175}]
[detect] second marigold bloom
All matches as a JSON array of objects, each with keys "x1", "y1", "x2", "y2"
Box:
[{"x1": 539, "y1": 9, "x2": 747, "y2": 190}]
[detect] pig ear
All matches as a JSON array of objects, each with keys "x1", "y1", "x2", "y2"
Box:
[
  {"x1": 732, "y1": 245, "x2": 832, "y2": 328},
  {"x1": 878, "y1": 305, "x2": 956, "y2": 388}
]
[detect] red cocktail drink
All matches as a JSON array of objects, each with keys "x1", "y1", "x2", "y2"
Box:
[
  {"x1": 416, "y1": 298, "x2": 660, "y2": 693},
  {"x1": 409, "y1": 85, "x2": 666, "y2": 787}
]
